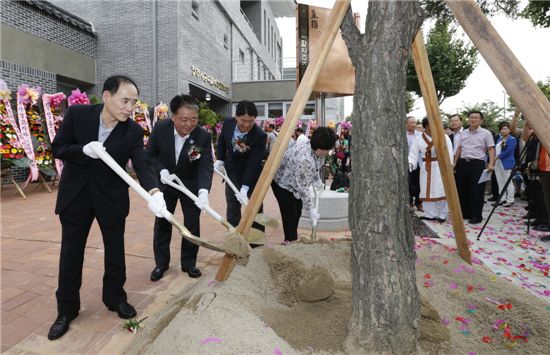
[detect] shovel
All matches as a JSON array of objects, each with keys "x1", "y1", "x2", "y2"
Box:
[
  {"x1": 161, "y1": 174, "x2": 266, "y2": 245},
  {"x1": 311, "y1": 183, "x2": 324, "y2": 241},
  {"x1": 90, "y1": 145, "x2": 245, "y2": 256},
  {"x1": 214, "y1": 166, "x2": 279, "y2": 228}
]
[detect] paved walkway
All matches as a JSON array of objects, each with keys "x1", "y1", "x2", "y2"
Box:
[{"x1": 2, "y1": 175, "x2": 347, "y2": 353}]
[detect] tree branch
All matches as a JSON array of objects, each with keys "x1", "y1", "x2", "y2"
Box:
[{"x1": 341, "y1": 6, "x2": 362, "y2": 63}]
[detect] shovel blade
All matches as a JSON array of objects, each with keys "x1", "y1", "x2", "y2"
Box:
[
  {"x1": 244, "y1": 228, "x2": 267, "y2": 244},
  {"x1": 254, "y1": 213, "x2": 279, "y2": 228}
]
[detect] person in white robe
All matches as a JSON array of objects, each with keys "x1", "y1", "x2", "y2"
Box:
[{"x1": 408, "y1": 118, "x2": 454, "y2": 222}]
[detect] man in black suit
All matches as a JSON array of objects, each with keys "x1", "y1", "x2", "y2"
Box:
[
  {"x1": 48, "y1": 76, "x2": 167, "y2": 340},
  {"x1": 146, "y1": 95, "x2": 213, "y2": 281},
  {"x1": 215, "y1": 101, "x2": 267, "y2": 234}
]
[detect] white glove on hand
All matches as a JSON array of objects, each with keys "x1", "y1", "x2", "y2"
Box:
[
  {"x1": 148, "y1": 191, "x2": 167, "y2": 218},
  {"x1": 235, "y1": 185, "x2": 250, "y2": 205},
  {"x1": 309, "y1": 208, "x2": 320, "y2": 225},
  {"x1": 83, "y1": 141, "x2": 105, "y2": 159},
  {"x1": 408, "y1": 163, "x2": 414, "y2": 172},
  {"x1": 159, "y1": 169, "x2": 170, "y2": 184},
  {"x1": 214, "y1": 160, "x2": 225, "y2": 172},
  {"x1": 194, "y1": 189, "x2": 209, "y2": 210}
]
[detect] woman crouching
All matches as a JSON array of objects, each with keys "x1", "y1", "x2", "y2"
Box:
[{"x1": 271, "y1": 127, "x2": 337, "y2": 242}]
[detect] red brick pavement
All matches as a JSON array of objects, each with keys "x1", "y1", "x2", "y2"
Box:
[{"x1": 1, "y1": 175, "x2": 336, "y2": 353}]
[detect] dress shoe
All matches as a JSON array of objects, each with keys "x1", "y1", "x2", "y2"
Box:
[
  {"x1": 492, "y1": 201, "x2": 505, "y2": 207},
  {"x1": 541, "y1": 235, "x2": 550, "y2": 242},
  {"x1": 534, "y1": 224, "x2": 550, "y2": 232},
  {"x1": 416, "y1": 204, "x2": 424, "y2": 212},
  {"x1": 182, "y1": 265, "x2": 202, "y2": 278},
  {"x1": 436, "y1": 217, "x2": 447, "y2": 223},
  {"x1": 487, "y1": 197, "x2": 497, "y2": 202},
  {"x1": 150, "y1": 265, "x2": 169, "y2": 282},
  {"x1": 47, "y1": 313, "x2": 78, "y2": 340},
  {"x1": 107, "y1": 301, "x2": 137, "y2": 319},
  {"x1": 420, "y1": 216, "x2": 436, "y2": 221},
  {"x1": 522, "y1": 213, "x2": 534, "y2": 219},
  {"x1": 525, "y1": 219, "x2": 542, "y2": 227},
  {"x1": 468, "y1": 217, "x2": 483, "y2": 224},
  {"x1": 502, "y1": 202, "x2": 514, "y2": 208}
]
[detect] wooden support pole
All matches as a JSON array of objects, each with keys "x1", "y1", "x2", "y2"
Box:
[
  {"x1": 215, "y1": 0, "x2": 352, "y2": 282},
  {"x1": 445, "y1": 0, "x2": 550, "y2": 151},
  {"x1": 411, "y1": 31, "x2": 472, "y2": 264}
]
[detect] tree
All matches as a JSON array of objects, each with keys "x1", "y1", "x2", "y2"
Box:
[
  {"x1": 406, "y1": 91, "x2": 417, "y2": 113},
  {"x1": 406, "y1": 21, "x2": 478, "y2": 104},
  {"x1": 520, "y1": 1, "x2": 550, "y2": 28},
  {"x1": 422, "y1": 0, "x2": 520, "y2": 23},
  {"x1": 340, "y1": 2, "x2": 424, "y2": 353},
  {"x1": 460, "y1": 100, "x2": 503, "y2": 132}
]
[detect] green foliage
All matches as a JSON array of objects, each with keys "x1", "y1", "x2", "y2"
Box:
[
  {"x1": 459, "y1": 100, "x2": 504, "y2": 132},
  {"x1": 422, "y1": 0, "x2": 520, "y2": 23},
  {"x1": 198, "y1": 102, "x2": 222, "y2": 127},
  {"x1": 508, "y1": 77, "x2": 550, "y2": 110},
  {"x1": 407, "y1": 21, "x2": 478, "y2": 104},
  {"x1": 520, "y1": 0, "x2": 550, "y2": 28},
  {"x1": 89, "y1": 95, "x2": 102, "y2": 104},
  {"x1": 406, "y1": 91, "x2": 417, "y2": 113}
]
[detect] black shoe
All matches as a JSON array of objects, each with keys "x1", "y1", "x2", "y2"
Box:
[
  {"x1": 182, "y1": 266, "x2": 201, "y2": 278},
  {"x1": 420, "y1": 216, "x2": 436, "y2": 221},
  {"x1": 47, "y1": 313, "x2": 78, "y2": 340},
  {"x1": 541, "y1": 235, "x2": 550, "y2": 242},
  {"x1": 522, "y1": 213, "x2": 535, "y2": 219},
  {"x1": 525, "y1": 220, "x2": 542, "y2": 227},
  {"x1": 107, "y1": 302, "x2": 137, "y2": 319},
  {"x1": 150, "y1": 265, "x2": 169, "y2": 282},
  {"x1": 492, "y1": 201, "x2": 505, "y2": 207},
  {"x1": 534, "y1": 224, "x2": 550, "y2": 232},
  {"x1": 487, "y1": 197, "x2": 497, "y2": 202},
  {"x1": 437, "y1": 218, "x2": 447, "y2": 223},
  {"x1": 469, "y1": 217, "x2": 483, "y2": 224}
]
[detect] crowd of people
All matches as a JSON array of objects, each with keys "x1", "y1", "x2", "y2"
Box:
[
  {"x1": 47, "y1": 75, "x2": 338, "y2": 341},
  {"x1": 407, "y1": 111, "x2": 550, "y2": 242}
]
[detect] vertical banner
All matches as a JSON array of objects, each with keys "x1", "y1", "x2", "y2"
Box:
[
  {"x1": 15, "y1": 95, "x2": 39, "y2": 180},
  {"x1": 42, "y1": 93, "x2": 66, "y2": 175}
]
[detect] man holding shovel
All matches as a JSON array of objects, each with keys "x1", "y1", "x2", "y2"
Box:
[
  {"x1": 215, "y1": 101, "x2": 267, "y2": 239},
  {"x1": 146, "y1": 94, "x2": 213, "y2": 281},
  {"x1": 48, "y1": 75, "x2": 166, "y2": 340}
]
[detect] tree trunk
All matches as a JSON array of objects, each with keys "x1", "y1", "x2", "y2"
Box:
[{"x1": 341, "y1": 1, "x2": 424, "y2": 353}]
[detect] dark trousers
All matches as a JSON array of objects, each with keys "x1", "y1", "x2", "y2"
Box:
[
  {"x1": 224, "y1": 170, "x2": 265, "y2": 233},
  {"x1": 491, "y1": 171, "x2": 499, "y2": 200},
  {"x1": 529, "y1": 177, "x2": 549, "y2": 223},
  {"x1": 408, "y1": 167, "x2": 420, "y2": 206},
  {"x1": 455, "y1": 158, "x2": 486, "y2": 220},
  {"x1": 540, "y1": 174, "x2": 550, "y2": 223},
  {"x1": 153, "y1": 189, "x2": 200, "y2": 269},
  {"x1": 271, "y1": 181, "x2": 303, "y2": 241},
  {"x1": 56, "y1": 186, "x2": 127, "y2": 316}
]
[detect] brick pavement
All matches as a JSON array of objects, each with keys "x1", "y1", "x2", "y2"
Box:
[{"x1": 1, "y1": 175, "x2": 341, "y2": 353}]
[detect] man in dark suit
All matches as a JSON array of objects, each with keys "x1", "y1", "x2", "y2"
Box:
[
  {"x1": 215, "y1": 101, "x2": 267, "y2": 234},
  {"x1": 48, "y1": 76, "x2": 167, "y2": 340},
  {"x1": 146, "y1": 94, "x2": 213, "y2": 281}
]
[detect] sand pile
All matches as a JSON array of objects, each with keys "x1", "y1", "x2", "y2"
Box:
[{"x1": 125, "y1": 239, "x2": 550, "y2": 355}]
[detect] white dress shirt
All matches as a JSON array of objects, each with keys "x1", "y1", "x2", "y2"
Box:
[{"x1": 174, "y1": 128, "x2": 189, "y2": 164}]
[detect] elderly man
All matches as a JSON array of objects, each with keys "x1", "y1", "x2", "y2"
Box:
[
  {"x1": 406, "y1": 116, "x2": 422, "y2": 210},
  {"x1": 453, "y1": 111, "x2": 495, "y2": 224},
  {"x1": 48, "y1": 75, "x2": 166, "y2": 340},
  {"x1": 448, "y1": 114, "x2": 464, "y2": 155},
  {"x1": 146, "y1": 94, "x2": 213, "y2": 281}
]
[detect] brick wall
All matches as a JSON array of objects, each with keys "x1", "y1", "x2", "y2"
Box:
[{"x1": 0, "y1": 0, "x2": 96, "y2": 57}]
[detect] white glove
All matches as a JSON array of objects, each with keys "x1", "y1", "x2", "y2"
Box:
[
  {"x1": 408, "y1": 163, "x2": 414, "y2": 172},
  {"x1": 194, "y1": 189, "x2": 209, "y2": 210},
  {"x1": 148, "y1": 191, "x2": 167, "y2": 218},
  {"x1": 310, "y1": 208, "x2": 320, "y2": 225},
  {"x1": 313, "y1": 180, "x2": 324, "y2": 190},
  {"x1": 159, "y1": 169, "x2": 170, "y2": 184},
  {"x1": 83, "y1": 141, "x2": 105, "y2": 159},
  {"x1": 235, "y1": 185, "x2": 250, "y2": 205},
  {"x1": 214, "y1": 160, "x2": 225, "y2": 172}
]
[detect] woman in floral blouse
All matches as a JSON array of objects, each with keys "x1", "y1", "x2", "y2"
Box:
[{"x1": 272, "y1": 127, "x2": 337, "y2": 242}]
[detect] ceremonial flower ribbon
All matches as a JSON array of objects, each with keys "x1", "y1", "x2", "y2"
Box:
[
  {"x1": 16, "y1": 93, "x2": 39, "y2": 180},
  {"x1": 42, "y1": 93, "x2": 66, "y2": 175}
]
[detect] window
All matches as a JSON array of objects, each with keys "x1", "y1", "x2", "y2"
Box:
[
  {"x1": 268, "y1": 103, "x2": 283, "y2": 118},
  {"x1": 263, "y1": 10, "x2": 266, "y2": 45},
  {"x1": 239, "y1": 49, "x2": 245, "y2": 64},
  {"x1": 192, "y1": 0, "x2": 199, "y2": 20},
  {"x1": 268, "y1": 19, "x2": 271, "y2": 52},
  {"x1": 257, "y1": 60, "x2": 262, "y2": 80},
  {"x1": 303, "y1": 103, "x2": 315, "y2": 116},
  {"x1": 256, "y1": 104, "x2": 266, "y2": 118},
  {"x1": 224, "y1": 34, "x2": 229, "y2": 49}
]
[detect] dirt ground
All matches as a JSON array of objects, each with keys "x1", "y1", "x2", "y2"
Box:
[{"x1": 125, "y1": 238, "x2": 550, "y2": 355}]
